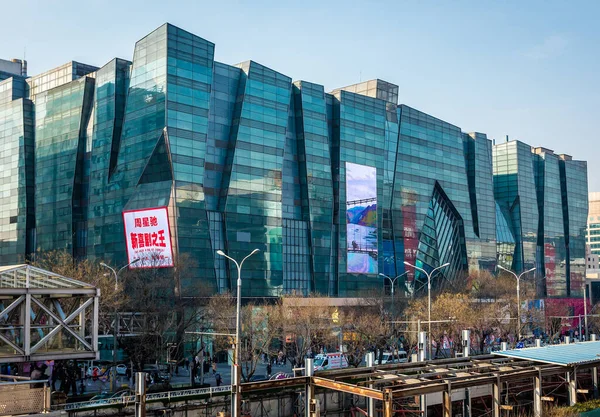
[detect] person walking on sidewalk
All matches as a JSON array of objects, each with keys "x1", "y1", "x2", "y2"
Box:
[{"x1": 212, "y1": 361, "x2": 217, "y2": 376}]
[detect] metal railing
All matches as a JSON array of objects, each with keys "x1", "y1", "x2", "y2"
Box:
[{"x1": 62, "y1": 385, "x2": 232, "y2": 411}]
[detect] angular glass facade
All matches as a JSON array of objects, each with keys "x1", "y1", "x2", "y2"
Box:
[
  {"x1": 0, "y1": 24, "x2": 588, "y2": 299},
  {"x1": 493, "y1": 141, "x2": 588, "y2": 297}
]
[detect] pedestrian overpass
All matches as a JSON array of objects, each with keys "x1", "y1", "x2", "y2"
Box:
[{"x1": 0, "y1": 264, "x2": 100, "y2": 363}]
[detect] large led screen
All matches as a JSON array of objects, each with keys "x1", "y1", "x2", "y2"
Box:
[{"x1": 346, "y1": 162, "x2": 378, "y2": 274}]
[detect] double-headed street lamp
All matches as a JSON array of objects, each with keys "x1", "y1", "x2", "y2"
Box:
[
  {"x1": 497, "y1": 265, "x2": 535, "y2": 340},
  {"x1": 216, "y1": 249, "x2": 259, "y2": 417},
  {"x1": 378, "y1": 272, "x2": 409, "y2": 317},
  {"x1": 100, "y1": 258, "x2": 140, "y2": 392},
  {"x1": 403, "y1": 261, "x2": 450, "y2": 360}
]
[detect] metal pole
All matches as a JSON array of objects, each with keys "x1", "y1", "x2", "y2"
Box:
[
  {"x1": 501, "y1": 342, "x2": 508, "y2": 351},
  {"x1": 427, "y1": 271, "x2": 432, "y2": 360},
  {"x1": 404, "y1": 262, "x2": 449, "y2": 360},
  {"x1": 391, "y1": 279, "x2": 395, "y2": 323},
  {"x1": 492, "y1": 377, "x2": 501, "y2": 417},
  {"x1": 113, "y1": 310, "x2": 119, "y2": 391},
  {"x1": 105, "y1": 266, "x2": 119, "y2": 393},
  {"x1": 462, "y1": 330, "x2": 470, "y2": 358},
  {"x1": 366, "y1": 352, "x2": 375, "y2": 417},
  {"x1": 462, "y1": 330, "x2": 471, "y2": 417},
  {"x1": 592, "y1": 334, "x2": 598, "y2": 398},
  {"x1": 418, "y1": 331, "x2": 427, "y2": 417},
  {"x1": 233, "y1": 262, "x2": 242, "y2": 417},
  {"x1": 583, "y1": 282, "x2": 588, "y2": 340},
  {"x1": 498, "y1": 266, "x2": 534, "y2": 340},
  {"x1": 568, "y1": 368, "x2": 577, "y2": 406},
  {"x1": 534, "y1": 368, "x2": 542, "y2": 417},
  {"x1": 101, "y1": 260, "x2": 139, "y2": 393},
  {"x1": 443, "y1": 386, "x2": 452, "y2": 417},
  {"x1": 516, "y1": 276, "x2": 521, "y2": 340},
  {"x1": 579, "y1": 315, "x2": 583, "y2": 342},
  {"x1": 135, "y1": 372, "x2": 146, "y2": 417},
  {"x1": 305, "y1": 358, "x2": 314, "y2": 417},
  {"x1": 216, "y1": 249, "x2": 258, "y2": 417}
]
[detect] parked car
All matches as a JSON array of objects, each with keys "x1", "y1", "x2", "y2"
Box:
[
  {"x1": 380, "y1": 350, "x2": 408, "y2": 364},
  {"x1": 143, "y1": 364, "x2": 170, "y2": 383}
]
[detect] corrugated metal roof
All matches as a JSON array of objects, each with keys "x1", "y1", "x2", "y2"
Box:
[
  {"x1": 493, "y1": 341, "x2": 600, "y2": 366},
  {"x1": 0, "y1": 264, "x2": 94, "y2": 289}
]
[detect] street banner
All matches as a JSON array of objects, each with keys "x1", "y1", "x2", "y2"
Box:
[{"x1": 122, "y1": 206, "x2": 174, "y2": 268}]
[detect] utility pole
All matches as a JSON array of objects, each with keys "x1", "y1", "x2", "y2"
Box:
[
  {"x1": 101, "y1": 258, "x2": 140, "y2": 392},
  {"x1": 216, "y1": 249, "x2": 260, "y2": 417},
  {"x1": 404, "y1": 262, "x2": 449, "y2": 359},
  {"x1": 498, "y1": 266, "x2": 535, "y2": 340}
]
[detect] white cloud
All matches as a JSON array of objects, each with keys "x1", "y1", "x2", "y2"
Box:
[{"x1": 522, "y1": 35, "x2": 568, "y2": 60}]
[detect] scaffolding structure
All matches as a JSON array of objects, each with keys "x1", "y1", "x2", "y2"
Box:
[
  {"x1": 240, "y1": 341, "x2": 600, "y2": 417},
  {"x1": 0, "y1": 264, "x2": 99, "y2": 363}
]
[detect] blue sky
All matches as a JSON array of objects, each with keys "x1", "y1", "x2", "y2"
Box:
[{"x1": 1, "y1": 0, "x2": 598, "y2": 190}]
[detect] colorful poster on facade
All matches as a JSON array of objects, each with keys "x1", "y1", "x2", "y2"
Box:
[
  {"x1": 122, "y1": 207, "x2": 174, "y2": 268},
  {"x1": 346, "y1": 162, "x2": 378, "y2": 274}
]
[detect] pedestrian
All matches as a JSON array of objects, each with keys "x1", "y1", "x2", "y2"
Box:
[
  {"x1": 68, "y1": 362, "x2": 78, "y2": 395},
  {"x1": 212, "y1": 361, "x2": 217, "y2": 375},
  {"x1": 215, "y1": 372, "x2": 222, "y2": 387},
  {"x1": 266, "y1": 363, "x2": 272, "y2": 377},
  {"x1": 51, "y1": 363, "x2": 61, "y2": 391},
  {"x1": 185, "y1": 358, "x2": 190, "y2": 372}
]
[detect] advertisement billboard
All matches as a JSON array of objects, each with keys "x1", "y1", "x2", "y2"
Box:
[
  {"x1": 122, "y1": 207, "x2": 174, "y2": 268},
  {"x1": 346, "y1": 162, "x2": 377, "y2": 274}
]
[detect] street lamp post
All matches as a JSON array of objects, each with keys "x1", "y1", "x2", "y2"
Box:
[
  {"x1": 497, "y1": 266, "x2": 535, "y2": 340},
  {"x1": 403, "y1": 262, "x2": 450, "y2": 360},
  {"x1": 583, "y1": 278, "x2": 589, "y2": 341},
  {"x1": 100, "y1": 258, "x2": 140, "y2": 392},
  {"x1": 378, "y1": 272, "x2": 409, "y2": 318},
  {"x1": 216, "y1": 249, "x2": 259, "y2": 417}
]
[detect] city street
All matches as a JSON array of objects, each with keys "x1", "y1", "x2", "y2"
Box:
[{"x1": 77, "y1": 361, "x2": 294, "y2": 395}]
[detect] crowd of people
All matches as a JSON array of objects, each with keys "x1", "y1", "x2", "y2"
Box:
[{"x1": 1, "y1": 360, "x2": 83, "y2": 395}]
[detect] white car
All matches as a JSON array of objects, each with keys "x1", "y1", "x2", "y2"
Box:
[{"x1": 380, "y1": 350, "x2": 408, "y2": 364}]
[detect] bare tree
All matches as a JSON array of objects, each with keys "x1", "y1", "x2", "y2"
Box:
[
  {"x1": 31, "y1": 250, "x2": 125, "y2": 334},
  {"x1": 207, "y1": 293, "x2": 281, "y2": 381},
  {"x1": 341, "y1": 309, "x2": 390, "y2": 367},
  {"x1": 277, "y1": 294, "x2": 338, "y2": 367}
]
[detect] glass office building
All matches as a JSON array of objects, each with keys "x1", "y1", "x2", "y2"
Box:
[{"x1": 0, "y1": 24, "x2": 588, "y2": 298}]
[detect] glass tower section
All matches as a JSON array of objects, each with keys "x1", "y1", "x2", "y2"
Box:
[
  {"x1": 222, "y1": 61, "x2": 291, "y2": 297},
  {"x1": 560, "y1": 156, "x2": 588, "y2": 297},
  {"x1": 0, "y1": 80, "x2": 34, "y2": 263},
  {"x1": 396, "y1": 105, "x2": 472, "y2": 291},
  {"x1": 34, "y1": 76, "x2": 95, "y2": 253},
  {"x1": 464, "y1": 132, "x2": 497, "y2": 272},
  {"x1": 493, "y1": 141, "x2": 539, "y2": 273},
  {"x1": 533, "y1": 148, "x2": 567, "y2": 297},
  {"x1": 293, "y1": 81, "x2": 335, "y2": 294}
]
